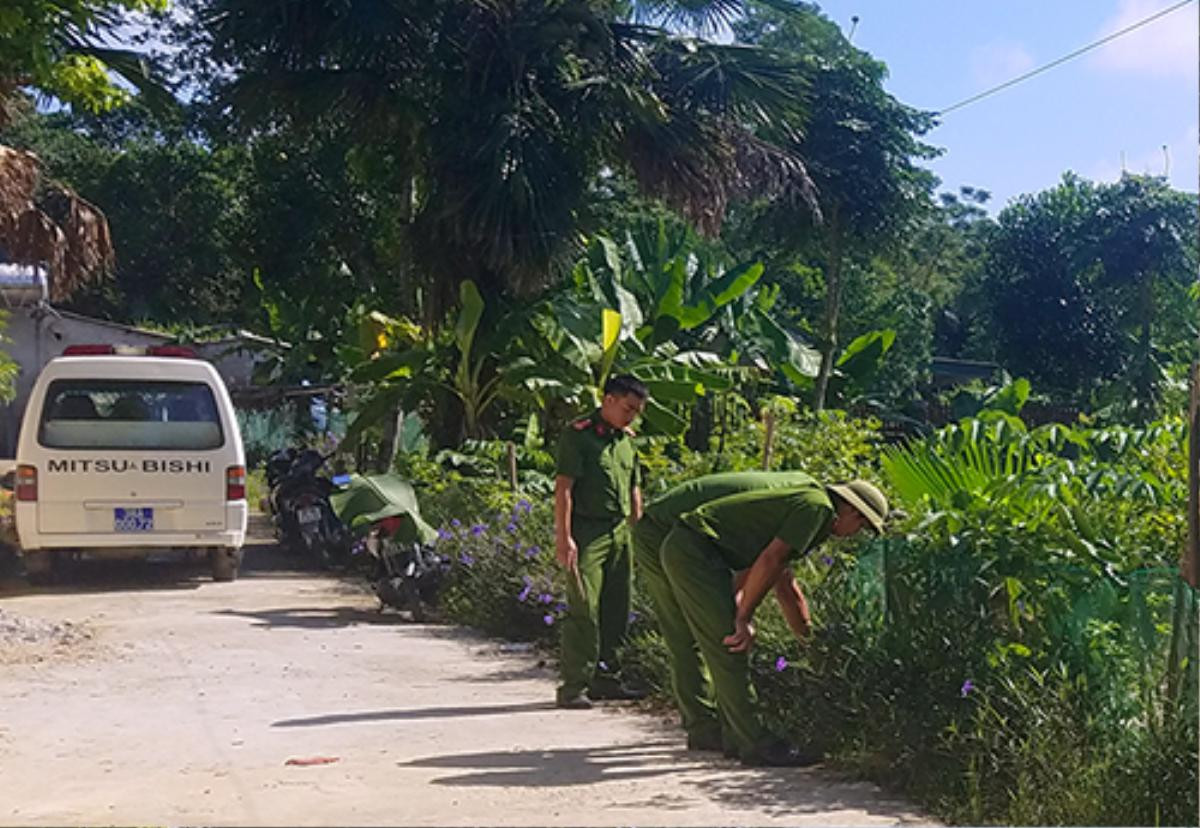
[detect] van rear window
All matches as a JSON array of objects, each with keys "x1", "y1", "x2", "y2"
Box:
[{"x1": 39, "y1": 380, "x2": 225, "y2": 450}]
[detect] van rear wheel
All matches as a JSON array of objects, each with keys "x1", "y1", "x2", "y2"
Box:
[{"x1": 210, "y1": 548, "x2": 241, "y2": 582}]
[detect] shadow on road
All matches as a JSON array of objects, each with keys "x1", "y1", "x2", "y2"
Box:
[
  {"x1": 0, "y1": 555, "x2": 210, "y2": 597},
  {"x1": 403, "y1": 741, "x2": 709, "y2": 787},
  {"x1": 405, "y1": 741, "x2": 924, "y2": 820},
  {"x1": 0, "y1": 539, "x2": 332, "y2": 598},
  {"x1": 678, "y1": 762, "x2": 927, "y2": 821},
  {"x1": 212, "y1": 602, "x2": 405, "y2": 629},
  {"x1": 272, "y1": 700, "x2": 556, "y2": 728}
]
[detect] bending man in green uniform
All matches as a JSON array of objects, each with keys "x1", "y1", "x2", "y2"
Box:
[
  {"x1": 660, "y1": 477, "x2": 888, "y2": 765},
  {"x1": 554, "y1": 374, "x2": 649, "y2": 709},
  {"x1": 632, "y1": 471, "x2": 820, "y2": 753}
]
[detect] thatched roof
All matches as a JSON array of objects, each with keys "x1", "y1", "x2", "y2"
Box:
[{"x1": 0, "y1": 143, "x2": 114, "y2": 302}]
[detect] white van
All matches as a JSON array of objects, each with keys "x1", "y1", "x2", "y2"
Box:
[{"x1": 11, "y1": 345, "x2": 248, "y2": 582}]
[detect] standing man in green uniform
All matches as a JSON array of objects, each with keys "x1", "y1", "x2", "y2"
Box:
[
  {"x1": 632, "y1": 471, "x2": 820, "y2": 753},
  {"x1": 554, "y1": 374, "x2": 649, "y2": 709},
  {"x1": 661, "y1": 478, "x2": 888, "y2": 765}
]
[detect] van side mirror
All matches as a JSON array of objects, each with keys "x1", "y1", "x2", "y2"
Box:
[{"x1": 0, "y1": 470, "x2": 12, "y2": 492}]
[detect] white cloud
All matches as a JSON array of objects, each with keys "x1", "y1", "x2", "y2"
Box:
[
  {"x1": 969, "y1": 42, "x2": 1036, "y2": 87},
  {"x1": 1089, "y1": 0, "x2": 1198, "y2": 78}
]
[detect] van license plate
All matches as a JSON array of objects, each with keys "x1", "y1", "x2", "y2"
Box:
[
  {"x1": 297, "y1": 506, "x2": 322, "y2": 525},
  {"x1": 114, "y1": 508, "x2": 154, "y2": 532}
]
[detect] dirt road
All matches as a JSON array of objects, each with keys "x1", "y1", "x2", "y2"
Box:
[{"x1": 0, "y1": 538, "x2": 929, "y2": 826}]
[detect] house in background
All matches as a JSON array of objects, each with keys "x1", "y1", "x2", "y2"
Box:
[{"x1": 0, "y1": 264, "x2": 279, "y2": 457}]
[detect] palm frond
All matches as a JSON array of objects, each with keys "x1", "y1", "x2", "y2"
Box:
[
  {"x1": 72, "y1": 46, "x2": 178, "y2": 117},
  {"x1": 627, "y1": 0, "x2": 745, "y2": 37},
  {"x1": 0, "y1": 145, "x2": 114, "y2": 301}
]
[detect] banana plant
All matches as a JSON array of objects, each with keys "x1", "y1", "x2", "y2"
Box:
[
  {"x1": 526, "y1": 286, "x2": 741, "y2": 436},
  {"x1": 342, "y1": 281, "x2": 539, "y2": 446},
  {"x1": 556, "y1": 230, "x2": 824, "y2": 432},
  {"x1": 580, "y1": 228, "x2": 822, "y2": 385}
]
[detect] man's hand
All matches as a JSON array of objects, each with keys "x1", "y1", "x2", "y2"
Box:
[
  {"x1": 775, "y1": 576, "x2": 812, "y2": 640},
  {"x1": 556, "y1": 535, "x2": 578, "y2": 570},
  {"x1": 723, "y1": 616, "x2": 756, "y2": 653}
]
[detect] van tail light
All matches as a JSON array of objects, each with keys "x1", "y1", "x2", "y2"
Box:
[
  {"x1": 62, "y1": 344, "x2": 116, "y2": 356},
  {"x1": 146, "y1": 345, "x2": 197, "y2": 358},
  {"x1": 15, "y1": 465, "x2": 37, "y2": 502},
  {"x1": 225, "y1": 465, "x2": 246, "y2": 501},
  {"x1": 61, "y1": 344, "x2": 198, "y2": 358}
]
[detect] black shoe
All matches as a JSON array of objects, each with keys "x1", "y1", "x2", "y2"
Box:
[
  {"x1": 742, "y1": 739, "x2": 822, "y2": 767},
  {"x1": 555, "y1": 692, "x2": 593, "y2": 710},
  {"x1": 588, "y1": 676, "x2": 648, "y2": 701}
]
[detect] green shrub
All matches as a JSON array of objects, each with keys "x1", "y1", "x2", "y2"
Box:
[
  {"x1": 397, "y1": 412, "x2": 1196, "y2": 825},
  {"x1": 639, "y1": 408, "x2": 883, "y2": 496}
]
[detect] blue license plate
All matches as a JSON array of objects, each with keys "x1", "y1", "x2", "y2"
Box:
[{"x1": 114, "y1": 507, "x2": 154, "y2": 532}]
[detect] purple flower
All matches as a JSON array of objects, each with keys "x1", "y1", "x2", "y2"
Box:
[
  {"x1": 628, "y1": 611, "x2": 641, "y2": 623},
  {"x1": 437, "y1": 528, "x2": 452, "y2": 541},
  {"x1": 554, "y1": 601, "x2": 568, "y2": 612},
  {"x1": 506, "y1": 522, "x2": 518, "y2": 533},
  {"x1": 517, "y1": 577, "x2": 533, "y2": 602},
  {"x1": 451, "y1": 518, "x2": 461, "y2": 528},
  {"x1": 960, "y1": 679, "x2": 975, "y2": 698},
  {"x1": 542, "y1": 614, "x2": 555, "y2": 626},
  {"x1": 525, "y1": 545, "x2": 541, "y2": 559},
  {"x1": 820, "y1": 554, "x2": 834, "y2": 566},
  {"x1": 538, "y1": 592, "x2": 554, "y2": 604},
  {"x1": 774, "y1": 656, "x2": 788, "y2": 672},
  {"x1": 517, "y1": 498, "x2": 532, "y2": 514},
  {"x1": 470, "y1": 524, "x2": 486, "y2": 537},
  {"x1": 459, "y1": 553, "x2": 474, "y2": 567}
]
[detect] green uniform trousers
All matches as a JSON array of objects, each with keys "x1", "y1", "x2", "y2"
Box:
[
  {"x1": 558, "y1": 516, "x2": 633, "y2": 699},
  {"x1": 660, "y1": 523, "x2": 768, "y2": 758},
  {"x1": 631, "y1": 517, "x2": 726, "y2": 745}
]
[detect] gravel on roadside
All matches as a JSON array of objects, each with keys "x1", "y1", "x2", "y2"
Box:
[{"x1": 0, "y1": 608, "x2": 95, "y2": 664}]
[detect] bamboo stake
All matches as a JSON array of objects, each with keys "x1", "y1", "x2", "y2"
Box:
[
  {"x1": 506, "y1": 441, "x2": 518, "y2": 492},
  {"x1": 1187, "y1": 361, "x2": 1199, "y2": 588},
  {"x1": 762, "y1": 408, "x2": 776, "y2": 470}
]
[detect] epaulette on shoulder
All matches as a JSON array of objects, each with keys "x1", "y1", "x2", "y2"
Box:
[{"x1": 572, "y1": 418, "x2": 592, "y2": 431}]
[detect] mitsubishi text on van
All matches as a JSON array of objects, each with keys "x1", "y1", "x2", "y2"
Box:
[{"x1": 12, "y1": 346, "x2": 248, "y2": 582}]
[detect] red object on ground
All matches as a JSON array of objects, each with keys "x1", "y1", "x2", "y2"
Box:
[{"x1": 284, "y1": 756, "x2": 341, "y2": 766}]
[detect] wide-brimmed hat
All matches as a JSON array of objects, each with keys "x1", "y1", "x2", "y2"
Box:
[{"x1": 829, "y1": 479, "x2": 889, "y2": 535}]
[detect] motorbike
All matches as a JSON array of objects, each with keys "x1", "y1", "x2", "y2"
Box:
[
  {"x1": 266, "y1": 447, "x2": 351, "y2": 568},
  {"x1": 330, "y1": 473, "x2": 446, "y2": 620}
]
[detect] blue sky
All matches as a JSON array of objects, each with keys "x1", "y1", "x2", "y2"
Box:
[{"x1": 802, "y1": 0, "x2": 1198, "y2": 212}]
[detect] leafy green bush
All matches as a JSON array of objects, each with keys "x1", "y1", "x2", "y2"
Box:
[
  {"x1": 781, "y1": 414, "x2": 1198, "y2": 825},
  {"x1": 401, "y1": 412, "x2": 1196, "y2": 825},
  {"x1": 406, "y1": 464, "x2": 657, "y2": 650},
  {"x1": 639, "y1": 406, "x2": 883, "y2": 495}
]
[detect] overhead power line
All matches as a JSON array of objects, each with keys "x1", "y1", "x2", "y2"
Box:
[{"x1": 937, "y1": 0, "x2": 1197, "y2": 116}]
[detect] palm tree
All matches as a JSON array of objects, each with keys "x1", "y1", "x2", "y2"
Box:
[
  {"x1": 181, "y1": 0, "x2": 818, "y2": 317},
  {"x1": 0, "y1": 0, "x2": 171, "y2": 300},
  {"x1": 0, "y1": 142, "x2": 114, "y2": 301}
]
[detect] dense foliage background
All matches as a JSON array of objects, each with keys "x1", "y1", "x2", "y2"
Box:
[{"x1": 1, "y1": 1, "x2": 1196, "y2": 824}]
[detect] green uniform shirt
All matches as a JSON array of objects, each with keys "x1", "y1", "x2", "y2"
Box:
[
  {"x1": 680, "y1": 484, "x2": 834, "y2": 570},
  {"x1": 556, "y1": 410, "x2": 640, "y2": 520},
  {"x1": 643, "y1": 471, "x2": 819, "y2": 528}
]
